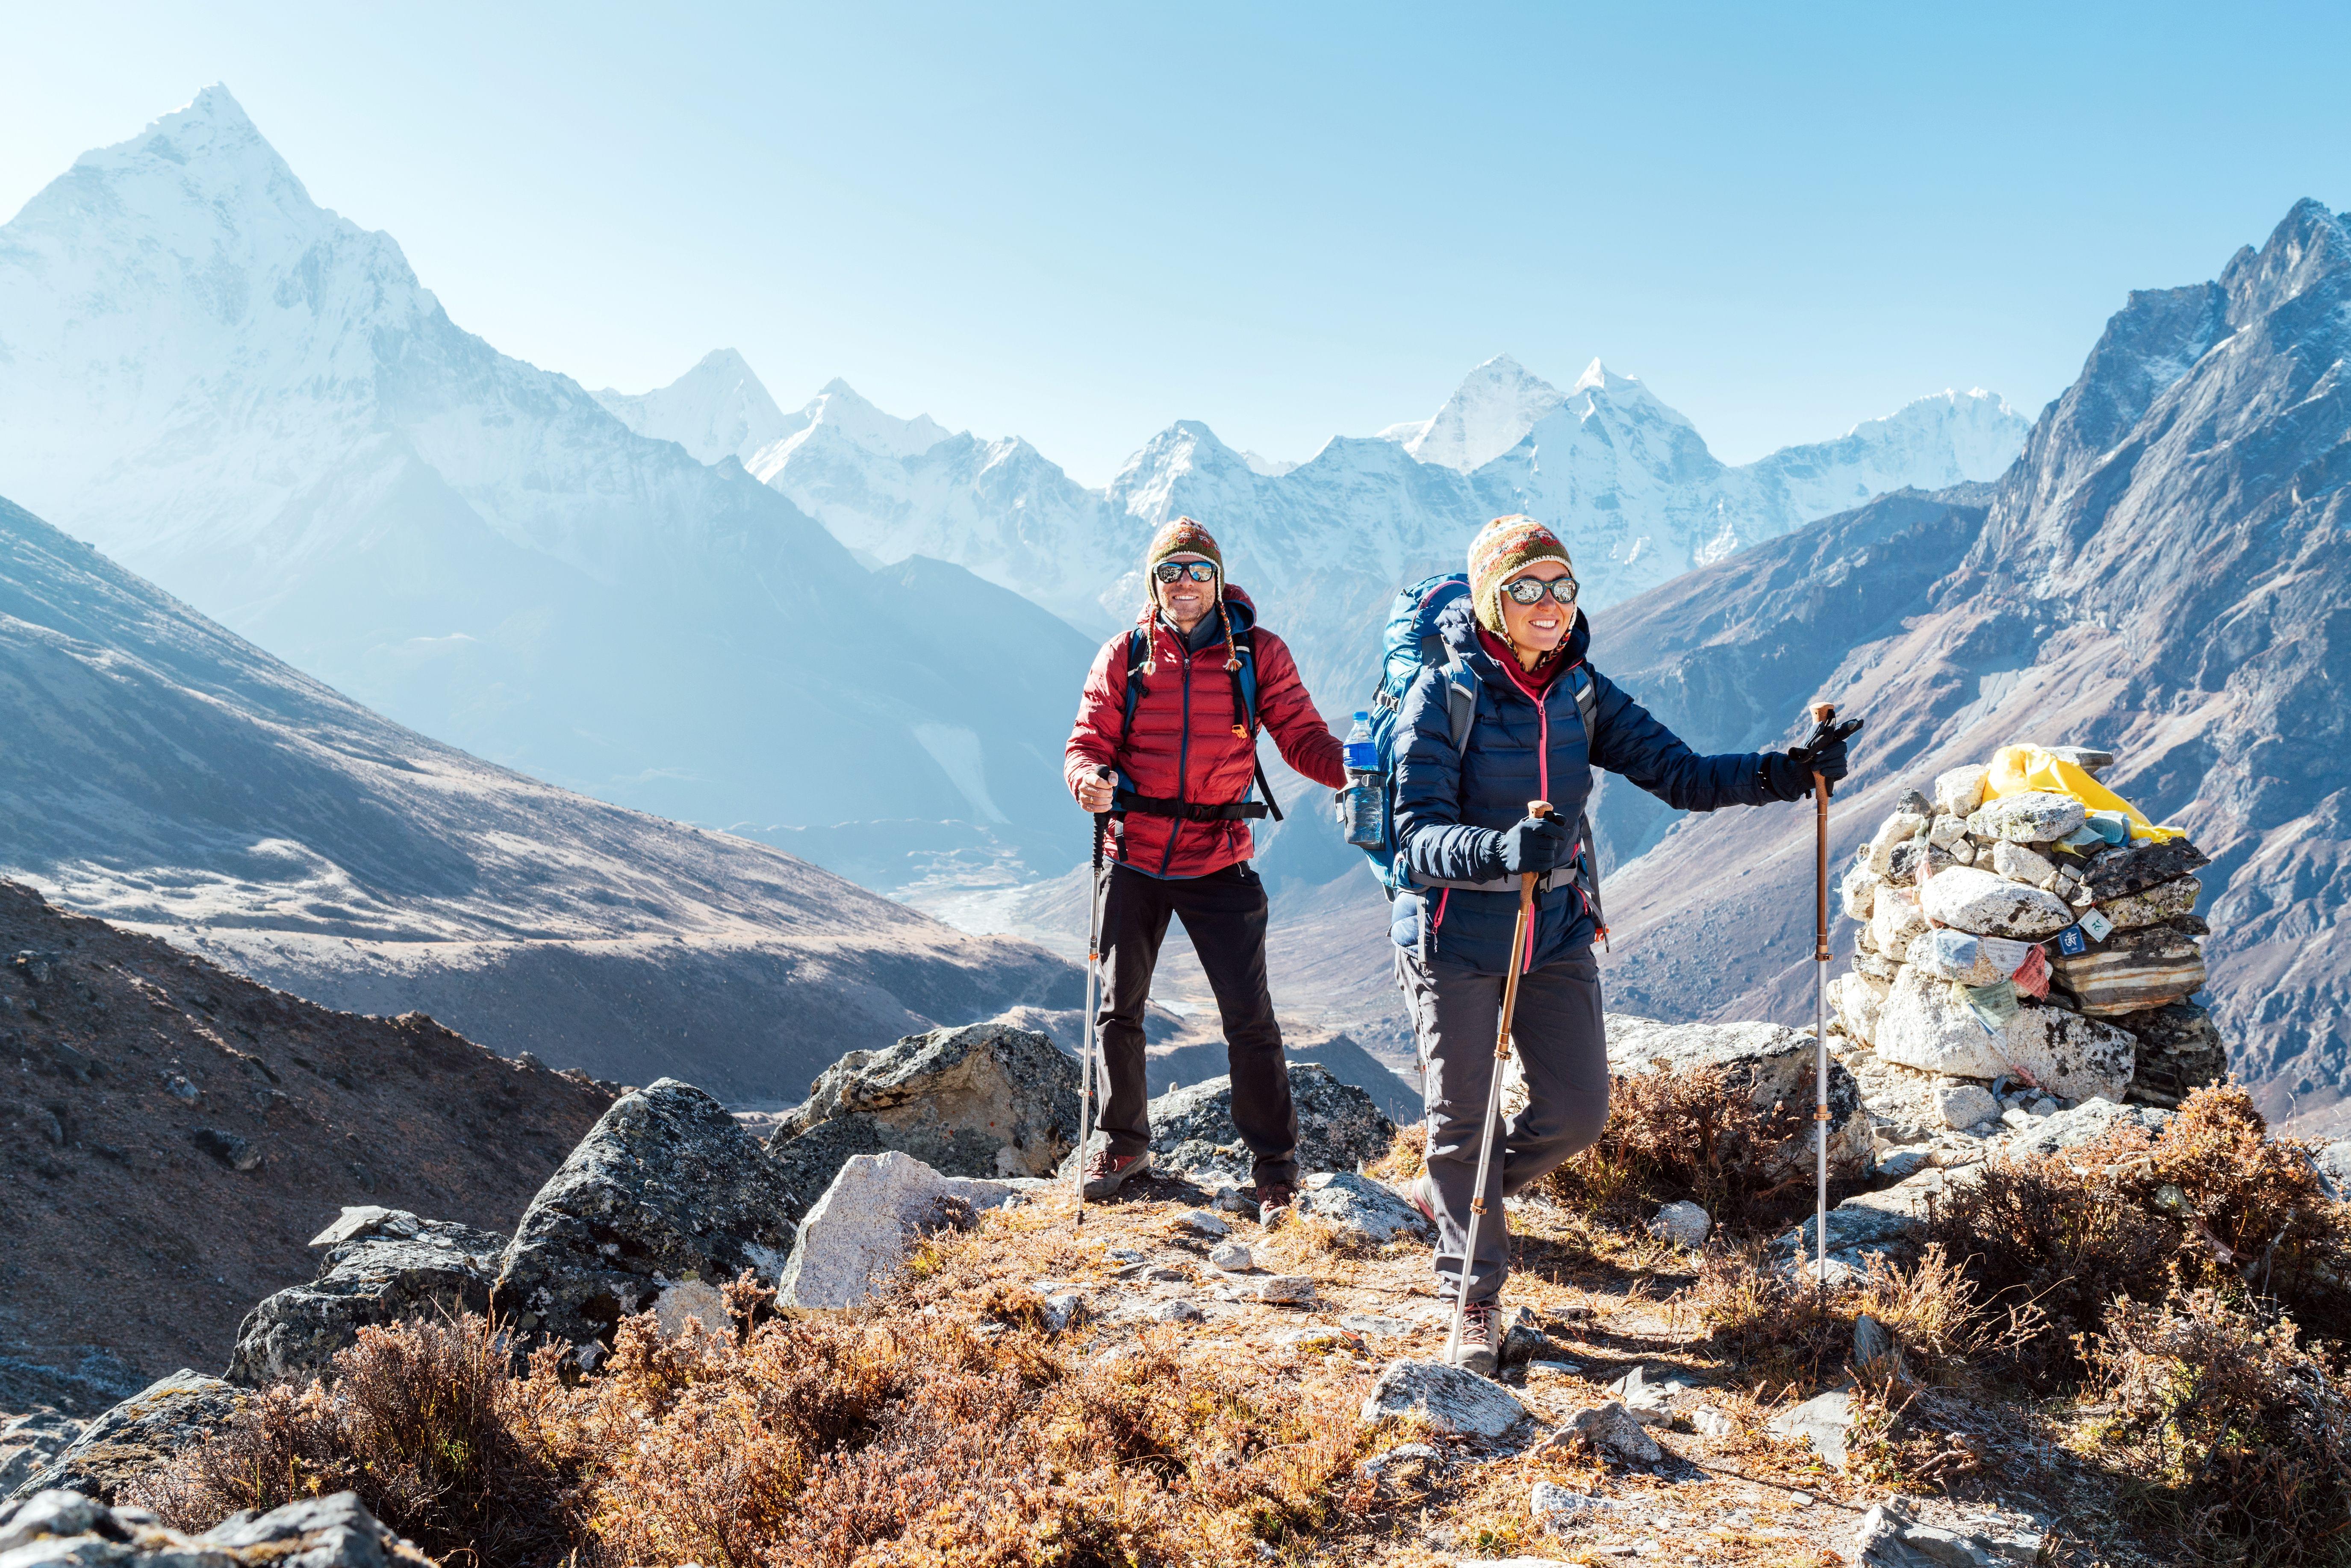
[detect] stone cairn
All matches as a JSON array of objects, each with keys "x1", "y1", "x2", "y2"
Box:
[{"x1": 1829, "y1": 745, "x2": 2224, "y2": 1111}]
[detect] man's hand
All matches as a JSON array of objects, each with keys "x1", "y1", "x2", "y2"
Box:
[{"x1": 1076, "y1": 769, "x2": 1115, "y2": 813}]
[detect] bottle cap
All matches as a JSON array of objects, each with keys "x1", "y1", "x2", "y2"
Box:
[{"x1": 1353, "y1": 709, "x2": 1370, "y2": 720}]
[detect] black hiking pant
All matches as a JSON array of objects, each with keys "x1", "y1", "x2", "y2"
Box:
[{"x1": 1092, "y1": 860, "x2": 1299, "y2": 1186}]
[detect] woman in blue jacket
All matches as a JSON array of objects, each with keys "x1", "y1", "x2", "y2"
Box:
[{"x1": 1392, "y1": 515, "x2": 1851, "y2": 1374}]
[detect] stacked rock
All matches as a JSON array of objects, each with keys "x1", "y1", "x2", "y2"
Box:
[{"x1": 1830, "y1": 747, "x2": 2221, "y2": 1109}]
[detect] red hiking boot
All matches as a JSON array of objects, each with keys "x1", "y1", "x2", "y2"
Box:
[{"x1": 1081, "y1": 1148, "x2": 1153, "y2": 1201}]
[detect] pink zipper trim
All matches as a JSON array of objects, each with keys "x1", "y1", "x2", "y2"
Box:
[
  {"x1": 1433, "y1": 888, "x2": 1451, "y2": 930},
  {"x1": 1497, "y1": 655, "x2": 1558, "y2": 973}
]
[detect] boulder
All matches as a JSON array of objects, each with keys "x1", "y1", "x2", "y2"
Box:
[
  {"x1": 1647, "y1": 1200, "x2": 1712, "y2": 1247},
  {"x1": 1768, "y1": 1388, "x2": 1855, "y2": 1467},
  {"x1": 1359, "y1": 1360, "x2": 1530, "y2": 1439},
  {"x1": 1865, "y1": 813, "x2": 1927, "y2": 873},
  {"x1": 1116, "y1": 1063, "x2": 1393, "y2": 1183},
  {"x1": 1934, "y1": 1083, "x2": 2000, "y2": 1130},
  {"x1": 1917, "y1": 867, "x2": 2074, "y2": 938},
  {"x1": 1839, "y1": 862, "x2": 1883, "y2": 922},
  {"x1": 1989, "y1": 841, "x2": 2058, "y2": 889},
  {"x1": 1965, "y1": 791, "x2": 2086, "y2": 844},
  {"x1": 1543, "y1": 1401, "x2": 1662, "y2": 1465},
  {"x1": 2080, "y1": 838, "x2": 2211, "y2": 901},
  {"x1": 1832, "y1": 973, "x2": 1882, "y2": 1046},
  {"x1": 2115, "y1": 1001, "x2": 2229, "y2": 1108},
  {"x1": 0, "y1": 1415, "x2": 81, "y2": 1499},
  {"x1": 227, "y1": 1209, "x2": 505, "y2": 1386},
  {"x1": 768, "y1": 1021, "x2": 1078, "y2": 1179},
  {"x1": 2049, "y1": 927, "x2": 2205, "y2": 1017},
  {"x1": 1295, "y1": 1171, "x2": 1432, "y2": 1245},
  {"x1": 9, "y1": 1371, "x2": 239, "y2": 1502},
  {"x1": 489, "y1": 1079, "x2": 800, "y2": 1364},
  {"x1": 0, "y1": 1488, "x2": 433, "y2": 1565},
  {"x1": 1927, "y1": 814, "x2": 1968, "y2": 848},
  {"x1": 1855, "y1": 1495, "x2": 2044, "y2": 1568},
  {"x1": 1869, "y1": 888, "x2": 1931, "y2": 953},
  {"x1": 1872, "y1": 965, "x2": 2136, "y2": 1101},
  {"x1": 776, "y1": 1150, "x2": 1013, "y2": 1309},
  {"x1": 1604, "y1": 1015, "x2": 1871, "y2": 1182},
  {"x1": 2098, "y1": 875, "x2": 2202, "y2": 930},
  {"x1": 1904, "y1": 930, "x2": 2034, "y2": 987},
  {"x1": 1886, "y1": 841, "x2": 1954, "y2": 885},
  {"x1": 1999, "y1": 1097, "x2": 2169, "y2": 1159},
  {"x1": 1933, "y1": 765, "x2": 1990, "y2": 818}
]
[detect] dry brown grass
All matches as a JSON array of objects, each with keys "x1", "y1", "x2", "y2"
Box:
[
  {"x1": 135, "y1": 1267, "x2": 1375, "y2": 1568},
  {"x1": 2086, "y1": 1288, "x2": 2351, "y2": 1567}
]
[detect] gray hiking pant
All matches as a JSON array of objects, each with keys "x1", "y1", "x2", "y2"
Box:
[{"x1": 1396, "y1": 945, "x2": 1611, "y2": 1304}]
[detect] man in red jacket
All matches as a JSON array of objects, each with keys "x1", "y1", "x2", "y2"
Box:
[{"x1": 1066, "y1": 518, "x2": 1346, "y2": 1207}]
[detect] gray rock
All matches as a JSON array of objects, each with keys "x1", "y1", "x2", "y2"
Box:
[
  {"x1": 489, "y1": 1079, "x2": 801, "y2": 1362},
  {"x1": 1933, "y1": 765, "x2": 1989, "y2": 818},
  {"x1": 1360, "y1": 1359, "x2": 1531, "y2": 1439},
  {"x1": 1965, "y1": 791, "x2": 2086, "y2": 845},
  {"x1": 1777, "y1": 1164, "x2": 1979, "y2": 1262},
  {"x1": 2050, "y1": 925, "x2": 2207, "y2": 1016},
  {"x1": 768, "y1": 1021, "x2": 1078, "y2": 1179},
  {"x1": 1604, "y1": 1015, "x2": 1871, "y2": 1182},
  {"x1": 1873, "y1": 965, "x2": 2136, "y2": 1102},
  {"x1": 1354, "y1": 1441, "x2": 1440, "y2": 1480},
  {"x1": 1687, "y1": 1405, "x2": 1737, "y2": 1439},
  {"x1": 1150, "y1": 1298, "x2": 1205, "y2": 1324},
  {"x1": 1855, "y1": 1495, "x2": 2043, "y2": 1567},
  {"x1": 1296, "y1": 1171, "x2": 1432, "y2": 1244},
  {"x1": 1768, "y1": 1388, "x2": 1855, "y2": 1467},
  {"x1": 197, "y1": 1490, "x2": 436, "y2": 1564},
  {"x1": 1122, "y1": 1064, "x2": 1394, "y2": 1182},
  {"x1": 1870, "y1": 888, "x2": 1932, "y2": 953},
  {"x1": 1988, "y1": 841, "x2": 2058, "y2": 889},
  {"x1": 1887, "y1": 841, "x2": 1955, "y2": 885},
  {"x1": 1839, "y1": 862, "x2": 1884, "y2": 921},
  {"x1": 1208, "y1": 1241, "x2": 1254, "y2": 1271},
  {"x1": 1917, "y1": 866, "x2": 2075, "y2": 938},
  {"x1": 1243, "y1": 1275, "x2": 1316, "y2": 1304},
  {"x1": 1602, "y1": 1365, "x2": 1683, "y2": 1425},
  {"x1": 0, "y1": 1415, "x2": 81, "y2": 1499},
  {"x1": 1174, "y1": 1208, "x2": 1230, "y2": 1237},
  {"x1": 1865, "y1": 812, "x2": 1928, "y2": 873},
  {"x1": 2099, "y1": 874, "x2": 2203, "y2": 930},
  {"x1": 1853, "y1": 1313, "x2": 1900, "y2": 1374},
  {"x1": 776, "y1": 1150, "x2": 1011, "y2": 1309},
  {"x1": 2116, "y1": 1001, "x2": 2229, "y2": 1109},
  {"x1": 228, "y1": 1211, "x2": 506, "y2": 1386},
  {"x1": 1545, "y1": 1401, "x2": 1662, "y2": 1465},
  {"x1": 1039, "y1": 1293, "x2": 1089, "y2": 1333},
  {"x1": 9, "y1": 1370, "x2": 240, "y2": 1502},
  {"x1": 2080, "y1": 838, "x2": 2211, "y2": 901},
  {"x1": 1999, "y1": 1096, "x2": 2148, "y2": 1158},
  {"x1": 1927, "y1": 814, "x2": 1968, "y2": 848},
  {"x1": 1647, "y1": 1200, "x2": 1712, "y2": 1247},
  {"x1": 1339, "y1": 1313, "x2": 1414, "y2": 1338},
  {"x1": 1529, "y1": 1479, "x2": 1619, "y2": 1528}
]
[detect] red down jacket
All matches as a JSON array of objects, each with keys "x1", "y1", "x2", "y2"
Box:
[{"x1": 1065, "y1": 586, "x2": 1344, "y2": 878}]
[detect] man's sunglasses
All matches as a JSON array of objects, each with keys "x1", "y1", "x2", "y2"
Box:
[
  {"x1": 1154, "y1": 561, "x2": 1219, "y2": 584},
  {"x1": 1501, "y1": 575, "x2": 1579, "y2": 606}
]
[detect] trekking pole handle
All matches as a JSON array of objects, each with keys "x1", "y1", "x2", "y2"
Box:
[{"x1": 1528, "y1": 800, "x2": 1553, "y2": 821}]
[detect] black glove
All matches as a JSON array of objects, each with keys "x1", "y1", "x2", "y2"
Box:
[
  {"x1": 1763, "y1": 719, "x2": 1861, "y2": 800},
  {"x1": 1495, "y1": 814, "x2": 1571, "y2": 875}
]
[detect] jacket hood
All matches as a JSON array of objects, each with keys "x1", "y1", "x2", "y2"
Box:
[{"x1": 1437, "y1": 596, "x2": 1588, "y2": 687}]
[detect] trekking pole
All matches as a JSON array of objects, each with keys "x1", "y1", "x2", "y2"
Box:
[
  {"x1": 1075, "y1": 767, "x2": 1111, "y2": 1230},
  {"x1": 1805, "y1": 703, "x2": 1840, "y2": 1291},
  {"x1": 1445, "y1": 799, "x2": 1550, "y2": 1368}
]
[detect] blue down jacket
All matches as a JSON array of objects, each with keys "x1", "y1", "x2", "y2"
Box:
[{"x1": 1391, "y1": 600, "x2": 1782, "y2": 974}]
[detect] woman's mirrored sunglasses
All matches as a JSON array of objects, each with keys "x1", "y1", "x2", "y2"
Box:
[
  {"x1": 1502, "y1": 575, "x2": 1579, "y2": 605},
  {"x1": 1153, "y1": 561, "x2": 1220, "y2": 584}
]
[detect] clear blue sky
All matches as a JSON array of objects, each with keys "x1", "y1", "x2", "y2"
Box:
[{"x1": 7, "y1": 3, "x2": 2346, "y2": 483}]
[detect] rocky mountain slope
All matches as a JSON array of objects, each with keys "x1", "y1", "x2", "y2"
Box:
[
  {"x1": 0, "y1": 88, "x2": 1093, "y2": 864},
  {"x1": 0, "y1": 492, "x2": 1078, "y2": 1102},
  {"x1": 0, "y1": 879, "x2": 613, "y2": 1406},
  {"x1": 1585, "y1": 199, "x2": 2351, "y2": 1132}
]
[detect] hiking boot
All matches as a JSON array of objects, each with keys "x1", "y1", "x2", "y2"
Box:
[
  {"x1": 1404, "y1": 1172, "x2": 1436, "y2": 1226},
  {"x1": 1250, "y1": 1180, "x2": 1296, "y2": 1212},
  {"x1": 1448, "y1": 1299, "x2": 1500, "y2": 1377},
  {"x1": 1081, "y1": 1148, "x2": 1153, "y2": 1201}
]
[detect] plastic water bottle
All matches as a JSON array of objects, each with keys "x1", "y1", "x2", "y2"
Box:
[{"x1": 1342, "y1": 711, "x2": 1382, "y2": 847}]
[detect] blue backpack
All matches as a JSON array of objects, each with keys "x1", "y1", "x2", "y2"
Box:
[{"x1": 1354, "y1": 573, "x2": 1608, "y2": 939}]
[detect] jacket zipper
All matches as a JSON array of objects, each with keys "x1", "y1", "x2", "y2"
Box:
[
  {"x1": 1499, "y1": 656, "x2": 1554, "y2": 973},
  {"x1": 1158, "y1": 626, "x2": 1193, "y2": 877}
]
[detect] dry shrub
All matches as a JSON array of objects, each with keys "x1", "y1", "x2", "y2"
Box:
[
  {"x1": 584, "y1": 1315, "x2": 1369, "y2": 1567},
  {"x1": 1689, "y1": 1238, "x2": 1854, "y2": 1393},
  {"x1": 2088, "y1": 1288, "x2": 2351, "y2": 1566},
  {"x1": 1540, "y1": 1065, "x2": 1809, "y2": 1224},
  {"x1": 141, "y1": 1291, "x2": 1368, "y2": 1567},
  {"x1": 1850, "y1": 1243, "x2": 2048, "y2": 1389},
  {"x1": 127, "y1": 1314, "x2": 590, "y2": 1566},
  {"x1": 1920, "y1": 1084, "x2": 2351, "y2": 1388},
  {"x1": 1363, "y1": 1121, "x2": 1426, "y2": 1183}
]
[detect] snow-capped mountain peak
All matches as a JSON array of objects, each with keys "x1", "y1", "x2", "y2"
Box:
[
  {"x1": 592, "y1": 348, "x2": 790, "y2": 466},
  {"x1": 743, "y1": 378, "x2": 952, "y2": 479},
  {"x1": 1382, "y1": 353, "x2": 1569, "y2": 471}
]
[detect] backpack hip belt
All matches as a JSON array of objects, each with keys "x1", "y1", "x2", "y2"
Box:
[{"x1": 1112, "y1": 789, "x2": 1270, "y2": 822}]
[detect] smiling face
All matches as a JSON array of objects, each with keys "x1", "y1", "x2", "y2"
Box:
[
  {"x1": 1155, "y1": 550, "x2": 1217, "y2": 630},
  {"x1": 1497, "y1": 560, "x2": 1576, "y2": 656}
]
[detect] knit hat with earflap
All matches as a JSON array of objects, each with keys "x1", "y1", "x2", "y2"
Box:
[
  {"x1": 1139, "y1": 516, "x2": 1241, "y2": 675},
  {"x1": 1467, "y1": 514, "x2": 1574, "y2": 636}
]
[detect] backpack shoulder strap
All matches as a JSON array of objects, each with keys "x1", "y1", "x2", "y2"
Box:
[
  {"x1": 1228, "y1": 624, "x2": 1260, "y2": 738},
  {"x1": 1118, "y1": 627, "x2": 1150, "y2": 748},
  {"x1": 1570, "y1": 662, "x2": 1598, "y2": 748},
  {"x1": 1443, "y1": 664, "x2": 1478, "y2": 756}
]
